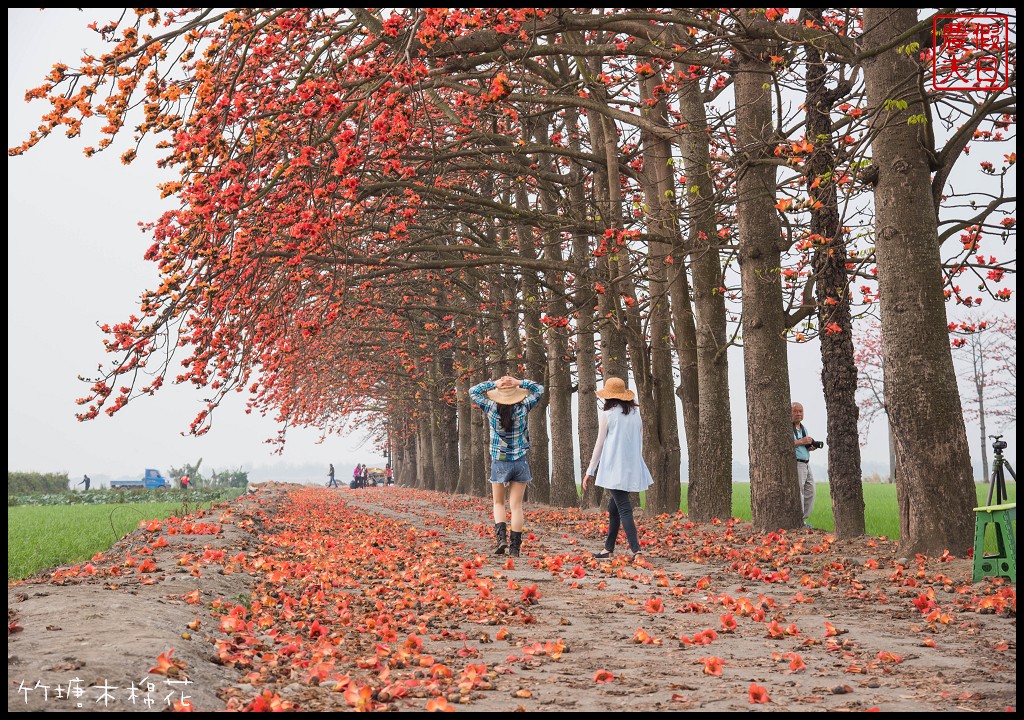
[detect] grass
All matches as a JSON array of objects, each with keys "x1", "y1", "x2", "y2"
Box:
[
  {"x1": 7, "y1": 499, "x2": 226, "y2": 581},
  {"x1": 676, "y1": 482, "x2": 1016, "y2": 541}
]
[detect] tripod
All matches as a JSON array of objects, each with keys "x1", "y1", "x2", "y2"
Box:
[{"x1": 987, "y1": 435, "x2": 1017, "y2": 506}]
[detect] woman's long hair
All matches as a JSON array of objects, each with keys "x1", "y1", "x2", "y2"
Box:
[
  {"x1": 498, "y1": 402, "x2": 519, "y2": 433},
  {"x1": 603, "y1": 397, "x2": 638, "y2": 415}
]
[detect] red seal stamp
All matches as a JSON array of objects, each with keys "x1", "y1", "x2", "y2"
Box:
[{"x1": 932, "y1": 14, "x2": 1010, "y2": 91}]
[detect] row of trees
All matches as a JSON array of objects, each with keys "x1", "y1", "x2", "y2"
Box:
[
  {"x1": 8, "y1": 472, "x2": 71, "y2": 495},
  {"x1": 13, "y1": 9, "x2": 1015, "y2": 554}
]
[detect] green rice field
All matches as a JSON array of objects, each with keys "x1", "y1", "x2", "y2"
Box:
[
  {"x1": 8, "y1": 500, "x2": 223, "y2": 581},
  {"x1": 682, "y1": 482, "x2": 1016, "y2": 540}
]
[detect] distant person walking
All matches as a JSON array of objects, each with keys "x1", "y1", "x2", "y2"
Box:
[
  {"x1": 470, "y1": 374, "x2": 545, "y2": 557},
  {"x1": 180, "y1": 473, "x2": 190, "y2": 490},
  {"x1": 582, "y1": 377, "x2": 652, "y2": 562},
  {"x1": 327, "y1": 463, "x2": 338, "y2": 488},
  {"x1": 384, "y1": 464, "x2": 394, "y2": 486},
  {"x1": 78, "y1": 474, "x2": 91, "y2": 491}
]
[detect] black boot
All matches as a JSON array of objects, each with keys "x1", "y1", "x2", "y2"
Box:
[
  {"x1": 493, "y1": 522, "x2": 508, "y2": 555},
  {"x1": 509, "y1": 530, "x2": 523, "y2": 557}
]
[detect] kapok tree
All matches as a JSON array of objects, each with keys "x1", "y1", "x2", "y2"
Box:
[
  {"x1": 857, "y1": 8, "x2": 1017, "y2": 556},
  {"x1": 951, "y1": 315, "x2": 1017, "y2": 485},
  {"x1": 729, "y1": 12, "x2": 804, "y2": 532}
]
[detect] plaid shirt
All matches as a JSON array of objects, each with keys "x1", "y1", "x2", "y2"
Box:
[{"x1": 469, "y1": 379, "x2": 544, "y2": 461}]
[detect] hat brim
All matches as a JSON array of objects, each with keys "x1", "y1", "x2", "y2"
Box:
[
  {"x1": 596, "y1": 388, "x2": 635, "y2": 401},
  {"x1": 486, "y1": 388, "x2": 529, "y2": 405}
]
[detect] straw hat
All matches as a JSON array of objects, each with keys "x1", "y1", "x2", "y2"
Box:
[
  {"x1": 487, "y1": 384, "x2": 529, "y2": 405},
  {"x1": 596, "y1": 377, "x2": 635, "y2": 401}
]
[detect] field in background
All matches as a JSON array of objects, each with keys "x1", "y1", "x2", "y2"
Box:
[
  {"x1": 677, "y1": 482, "x2": 1017, "y2": 541},
  {"x1": 7, "y1": 492, "x2": 240, "y2": 581}
]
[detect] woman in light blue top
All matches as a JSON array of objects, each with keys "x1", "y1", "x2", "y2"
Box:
[{"x1": 582, "y1": 377, "x2": 653, "y2": 560}]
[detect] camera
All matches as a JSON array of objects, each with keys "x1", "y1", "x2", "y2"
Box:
[
  {"x1": 991, "y1": 435, "x2": 1007, "y2": 452},
  {"x1": 809, "y1": 440, "x2": 825, "y2": 450}
]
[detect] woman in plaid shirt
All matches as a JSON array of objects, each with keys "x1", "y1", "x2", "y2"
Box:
[{"x1": 469, "y1": 375, "x2": 545, "y2": 557}]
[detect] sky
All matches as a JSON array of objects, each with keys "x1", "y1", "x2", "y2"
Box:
[{"x1": 7, "y1": 9, "x2": 1016, "y2": 487}]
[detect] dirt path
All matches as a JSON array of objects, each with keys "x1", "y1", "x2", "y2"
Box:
[{"x1": 7, "y1": 485, "x2": 1016, "y2": 712}]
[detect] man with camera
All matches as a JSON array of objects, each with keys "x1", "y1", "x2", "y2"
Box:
[{"x1": 792, "y1": 402, "x2": 823, "y2": 527}]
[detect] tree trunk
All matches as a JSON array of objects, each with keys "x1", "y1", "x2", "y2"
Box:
[
  {"x1": 565, "y1": 119, "x2": 602, "y2": 507},
  {"x1": 491, "y1": 187, "x2": 514, "y2": 377},
  {"x1": 544, "y1": 323, "x2": 576, "y2": 507},
  {"x1": 417, "y1": 413, "x2": 435, "y2": 491},
  {"x1": 525, "y1": 323, "x2": 550, "y2": 503},
  {"x1": 393, "y1": 438, "x2": 404, "y2": 487},
  {"x1": 398, "y1": 426, "x2": 417, "y2": 488},
  {"x1": 499, "y1": 263, "x2": 520, "y2": 373},
  {"x1": 531, "y1": 117, "x2": 579, "y2": 509},
  {"x1": 551, "y1": 53, "x2": 599, "y2": 507},
  {"x1": 437, "y1": 352, "x2": 460, "y2": 493},
  {"x1": 637, "y1": 74, "x2": 683, "y2": 516},
  {"x1": 669, "y1": 266, "x2": 700, "y2": 492},
  {"x1": 518, "y1": 186, "x2": 551, "y2": 502},
  {"x1": 887, "y1": 416, "x2": 897, "y2": 484},
  {"x1": 640, "y1": 73, "x2": 698, "y2": 499},
  {"x1": 586, "y1": 104, "x2": 629, "y2": 381},
  {"x1": 974, "y1": 346, "x2": 989, "y2": 485},
  {"x1": 734, "y1": 24, "x2": 803, "y2": 531},
  {"x1": 575, "y1": 320, "x2": 601, "y2": 507},
  {"x1": 676, "y1": 75, "x2": 733, "y2": 521},
  {"x1": 429, "y1": 397, "x2": 445, "y2": 492},
  {"x1": 471, "y1": 401, "x2": 488, "y2": 497},
  {"x1": 455, "y1": 372, "x2": 473, "y2": 495},
  {"x1": 863, "y1": 7, "x2": 976, "y2": 556},
  {"x1": 804, "y1": 15, "x2": 865, "y2": 538},
  {"x1": 466, "y1": 330, "x2": 489, "y2": 497},
  {"x1": 978, "y1": 390, "x2": 988, "y2": 486}
]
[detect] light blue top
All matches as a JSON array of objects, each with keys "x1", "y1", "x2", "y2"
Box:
[
  {"x1": 794, "y1": 423, "x2": 810, "y2": 462},
  {"x1": 585, "y1": 405, "x2": 654, "y2": 493}
]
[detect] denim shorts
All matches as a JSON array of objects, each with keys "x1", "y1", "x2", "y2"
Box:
[{"x1": 490, "y1": 456, "x2": 532, "y2": 484}]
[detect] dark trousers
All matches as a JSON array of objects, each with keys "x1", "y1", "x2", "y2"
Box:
[{"x1": 605, "y1": 489, "x2": 640, "y2": 553}]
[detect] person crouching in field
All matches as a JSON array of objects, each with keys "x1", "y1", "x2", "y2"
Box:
[
  {"x1": 470, "y1": 375, "x2": 544, "y2": 557},
  {"x1": 582, "y1": 377, "x2": 653, "y2": 562}
]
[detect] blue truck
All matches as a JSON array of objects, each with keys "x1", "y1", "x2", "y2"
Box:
[{"x1": 110, "y1": 468, "x2": 170, "y2": 490}]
